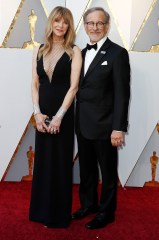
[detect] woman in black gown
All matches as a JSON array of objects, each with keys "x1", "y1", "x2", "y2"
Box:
[{"x1": 29, "y1": 6, "x2": 82, "y2": 228}]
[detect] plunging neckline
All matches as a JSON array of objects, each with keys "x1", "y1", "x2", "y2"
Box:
[{"x1": 42, "y1": 52, "x2": 66, "y2": 83}]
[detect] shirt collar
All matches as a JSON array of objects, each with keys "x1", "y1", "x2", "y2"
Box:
[{"x1": 89, "y1": 35, "x2": 107, "y2": 51}]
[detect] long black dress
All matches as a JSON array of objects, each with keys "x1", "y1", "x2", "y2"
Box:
[{"x1": 29, "y1": 48, "x2": 74, "y2": 228}]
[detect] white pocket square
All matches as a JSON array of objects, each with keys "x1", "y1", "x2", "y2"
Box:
[{"x1": 101, "y1": 61, "x2": 108, "y2": 65}]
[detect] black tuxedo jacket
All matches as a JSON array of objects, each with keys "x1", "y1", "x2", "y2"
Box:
[{"x1": 75, "y1": 38, "x2": 130, "y2": 140}]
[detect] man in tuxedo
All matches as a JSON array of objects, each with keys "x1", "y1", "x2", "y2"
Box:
[{"x1": 72, "y1": 7, "x2": 130, "y2": 229}]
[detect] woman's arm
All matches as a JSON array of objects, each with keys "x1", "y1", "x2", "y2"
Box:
[
  {"x1": 31, "y1": 46, "x2": 48, "y2": 132},
  {"x1": 49, "y1": 45, "x2": 82, "y2": 133}
]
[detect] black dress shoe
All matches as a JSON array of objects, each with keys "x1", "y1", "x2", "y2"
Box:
[
  {"x1": 72, "y1": 207, "x2": 98, "y2": 220},
  {"x1": 85, "y1": 214, "x2": 115, "y2": 229}
]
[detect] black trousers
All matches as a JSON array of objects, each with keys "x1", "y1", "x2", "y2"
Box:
[{"x1": 77, "y1": 134, "x2": 118, "y2": 217}]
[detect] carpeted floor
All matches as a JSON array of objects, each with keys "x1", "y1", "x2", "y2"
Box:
[{"x1": 0, "y1": 182, "x2": 159, "y2": 240}]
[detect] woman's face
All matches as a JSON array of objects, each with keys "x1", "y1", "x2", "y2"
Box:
[{"x1": 52, "y1": 17, "x2": 69, "y2": 38}]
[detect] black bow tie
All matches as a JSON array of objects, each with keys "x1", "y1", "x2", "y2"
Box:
[{"x1": 86, "y1": 43, "x2": 97, "y2": 51}]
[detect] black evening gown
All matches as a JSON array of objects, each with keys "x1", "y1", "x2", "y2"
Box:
[{"x1": 29, "y1": 51, "x2": 74, "y2": 228}]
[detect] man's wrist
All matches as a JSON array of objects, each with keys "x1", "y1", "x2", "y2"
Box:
[{"x1": 113, "y1": 130, "x2": 125, "y2": 133}]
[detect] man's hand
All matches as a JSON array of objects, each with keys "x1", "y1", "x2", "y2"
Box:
[{"x1": 111, "y1": 130, "x2": 125, "y2": 147}]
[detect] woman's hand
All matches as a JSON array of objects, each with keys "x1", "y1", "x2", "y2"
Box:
[
  {"x1": 34, "y1": 113, "x2": 49, "y2": 133},
  {"x1": 48, "y1": 116, "x2": 62, "y2": 134}
]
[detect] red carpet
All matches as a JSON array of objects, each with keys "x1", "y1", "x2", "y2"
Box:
[{"x1": 0, "y1": 182, "x2": 159, "y2": 240}]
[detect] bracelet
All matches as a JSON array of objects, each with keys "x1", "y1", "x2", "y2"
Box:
[
  {"x1": 55, "y1": 106, "x2": 66, "y2": 120},
  {"x1": 33, "y1": 104, "x2": 41, "y2": 115}
]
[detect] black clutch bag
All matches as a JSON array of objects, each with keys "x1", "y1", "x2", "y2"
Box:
[{"x1": 44, "y1": 118, "x2": 52, "y2": 126}]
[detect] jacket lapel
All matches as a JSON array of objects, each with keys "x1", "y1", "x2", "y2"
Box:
[
  {"x1": 81, "y1": 48, "x2": 87, "y2": 79},
  {"x1": 84, "y1": 38, "x2": 111, "y2": 80}
]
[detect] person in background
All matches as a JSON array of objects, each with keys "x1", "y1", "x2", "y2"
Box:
[
  {"x1": 72, "y1": 7, "x2": 130, "y2": 229},
  {"x1": 29, "y1": 6, "x2": 82, "y2": 228}
]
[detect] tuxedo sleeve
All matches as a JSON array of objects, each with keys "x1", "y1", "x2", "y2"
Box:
[{"x1": 112, "y1": 48, "x2": 130, "y2": 132}]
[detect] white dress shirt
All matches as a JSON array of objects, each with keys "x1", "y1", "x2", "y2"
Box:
[{"x1": 84, "y1": 35, "x2": 107, "y2": 75}]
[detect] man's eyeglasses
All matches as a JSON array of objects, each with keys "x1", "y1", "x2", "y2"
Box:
[{"x1": 85, "y1": 21, "x2": 107, "y2": 28}]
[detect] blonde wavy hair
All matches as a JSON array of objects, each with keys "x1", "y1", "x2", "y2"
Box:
[{"x1": 38, "y1": 6, "x2": 75, "y2": 59}]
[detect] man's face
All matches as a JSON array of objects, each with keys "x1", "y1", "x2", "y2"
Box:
[{"x1": 84, "y1": 10, "x2": 109, "y2": 44}]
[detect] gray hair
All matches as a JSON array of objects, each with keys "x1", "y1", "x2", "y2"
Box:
[{"x1": 83, "y1": 7, "x2": 110, "y2": 24}]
